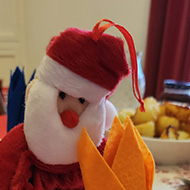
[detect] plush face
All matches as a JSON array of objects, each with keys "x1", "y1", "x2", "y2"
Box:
[
  {"x1": 57, "y1": 91, "x2": 89, "y2": 129},
  {"x1": 57, "y1": 92, "x2": 89, "y2": 115},
  {"x1": 24, "y1": 79, "x2": 106, "y2": 165}
]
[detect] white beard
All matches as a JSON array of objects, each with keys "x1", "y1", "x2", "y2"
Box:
[{"x1": 24, "y1": 79, "x2": 106, "y2": 165}]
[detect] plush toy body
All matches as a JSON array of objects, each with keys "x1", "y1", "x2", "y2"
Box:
[
  {"x1": 0, "y1": 19, "x2": 145, "y2": 189},
  {"x1": 0, "y1": 123, "x2": 106, "y2": 189}
]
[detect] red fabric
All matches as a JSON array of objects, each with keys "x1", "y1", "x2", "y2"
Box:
[
  {"x1": 0, "y1": 124, "x2": 28, "y2": 190},
  {"x1": 144, "y1": 0, "x2": 190, "y2": 99},
  {"x1": 11, "y1": 151, "x2": 83, "y2": 190},
  {"x1": 0, "y1": 115, "x2": 7, "y2": 139},
  {"x1": 92, "y1": 19, "x2": 145, "y2": 111},
  {"x1": 46, "y1": 27, "x2": 129, "y2": 92},
  {"x1": 0, "y1": 123, "x2": 106, "y2": 190}
]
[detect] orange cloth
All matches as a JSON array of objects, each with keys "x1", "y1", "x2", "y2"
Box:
[
  {"x1": 111, "y1": 118, "x2": 146, "y2": 190},
  {"x1": 103, "y1": 117, "x2": 124, "y2": 167},
  {"x1": 77, "y1": 117, "x2": 155, "y2": 190},
  {"x1": 78, "y1": 127, "x2": 125, "y2": 190},
  {"x1": 133, "y1": 126, "x2": 155, "y2": 190}
]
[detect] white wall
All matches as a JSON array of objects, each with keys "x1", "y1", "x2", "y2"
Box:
[
  {"x1": 0, "y1": 0, "x2": 150, "y2": 86},
  {"x1": 24, "y1": 0, "x2": 151, "y2": 80},
  {"x1": 0, "y1": 0, "x2": 25, "y2": 87}
]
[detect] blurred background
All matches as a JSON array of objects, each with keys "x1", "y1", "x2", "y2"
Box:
[
  {"x1": 1, "y1": 0, "x2": 190, "y2": 112},
  {"x1": 0, "y1": 0, "x2": 150, "y2": 110},
  {"x1": 0, "y1": 0, "x2": 150, "y2": 87}
]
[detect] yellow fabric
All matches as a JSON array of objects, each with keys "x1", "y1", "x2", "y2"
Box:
[{"x1": 77, "y1": 128, "x2": 125, "y2": 190}]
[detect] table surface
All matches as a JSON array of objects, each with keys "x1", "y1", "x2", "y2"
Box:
[
  {"x1": 154, "y1": 164, "x2": 190, "y2": 190},
  {"x1": 1, "y1": 115, "x2": 190, "y2": 189}
]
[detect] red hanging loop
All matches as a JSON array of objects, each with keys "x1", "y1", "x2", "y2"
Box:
[{"x1": 92, "y1": 19, "x2": 145, "y2": 112}]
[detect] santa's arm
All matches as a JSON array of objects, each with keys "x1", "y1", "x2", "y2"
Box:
[
  {"x1": 0, "y1": 124, "x2": 27, "y2": 190},
  {"x1": 105, "y1": 100, "x2": 118, "y2": 130}
]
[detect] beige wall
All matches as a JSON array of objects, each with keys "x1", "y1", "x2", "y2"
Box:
[
  {"x1": 1, "y1": 0, "x2": 150, "y2": 86},
  {"x1": 0, "y1": 0, "x2": 26, "y2": 87}
]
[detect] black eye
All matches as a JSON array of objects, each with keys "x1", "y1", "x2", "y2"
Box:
[
  {"x1": 59, "y1": 92, "x2": 66, "y2": 100},
  {"x1": 79, "y1": 98, "x2": 85, "y2": 104}
]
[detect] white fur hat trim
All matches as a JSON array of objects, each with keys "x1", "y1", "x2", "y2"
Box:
[{"x1": 36, "y1": 56, "x2": 110, "y2": 103}]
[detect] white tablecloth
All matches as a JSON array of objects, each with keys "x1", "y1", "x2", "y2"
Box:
[{"x1": 153, "y1": 164, "x2": 190, "y2": 190}]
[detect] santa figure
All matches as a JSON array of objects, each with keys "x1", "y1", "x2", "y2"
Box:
[{"x1": 0, "y1": 19, "x2": 144, "y2": 190}]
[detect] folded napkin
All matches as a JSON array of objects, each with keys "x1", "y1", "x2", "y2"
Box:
[
  {"x1": 7, "y1": 67, "x2": 35, "y2": 131},
  {"x1": 77, "y1": 117, "x2": 155, "y2": 190}
]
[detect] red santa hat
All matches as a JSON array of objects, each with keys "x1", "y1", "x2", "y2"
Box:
[{"x1": 37, "y1": 19, "x2": 144, "y2": 110}]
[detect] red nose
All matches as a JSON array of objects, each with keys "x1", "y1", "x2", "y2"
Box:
[{"x1": 60, "y1": 109, "x2": 79, "y2": 128}]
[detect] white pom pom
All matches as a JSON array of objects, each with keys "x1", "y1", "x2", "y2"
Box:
[{"x1": 105, "y1": 100, "x2": 118, "y2": 130}]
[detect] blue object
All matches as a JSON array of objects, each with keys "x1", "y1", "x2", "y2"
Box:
[{"x1": 7, "y1": 67, "x2": 35, "y2": 132}]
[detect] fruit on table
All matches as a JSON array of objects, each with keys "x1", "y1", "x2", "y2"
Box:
[
  {"x1": 180, "y1": 122, "x2": 190, "y2": 133},
  {"x1": 165, "y1": 102, "x2": 190, "y2": 122},
  {"x1": 132, "y1": 97, "x2": 160, "y2": 125},
  {"x1": 135, "y1": 121, "x2": 155, "y2": 137},
  {"x1": 118, "y1": 109, "x2": 135, "y2": 124},
  {"x1": 160, "y1": 126, "x2": 178, "y2": 139},
  {"x1": 118, "y1": 96, "x2": 190, "y2": 140},
  {"x1": 178, "y1": 130, "x2": 190, "y2": 140},
  {"x1": 156, "y1": 115, "x2": 179, "y2": 136},
  {"x1": 160, "y1": 126, "x2": 190, "y2": 140}
]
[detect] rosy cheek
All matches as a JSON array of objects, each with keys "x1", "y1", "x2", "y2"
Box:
[
  {"x1": 57, "y1": 95, "x2": 89, "y2": 116},
  {"x1": 57, "y1": 97, "x2": 66, "y2": 114},
  {"x1": 57, "y1": 95, "x2": 90, "y2": 128},
  {"x1": 74, "y1": 102, "x2": 89, "y2": 116}
]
